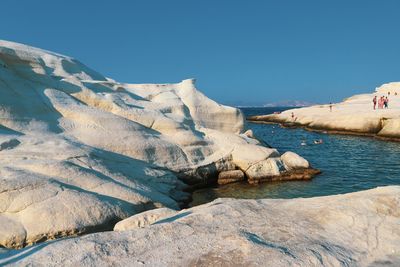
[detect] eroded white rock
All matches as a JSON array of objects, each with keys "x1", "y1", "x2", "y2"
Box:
[
  {"x1": 281, "y1": 151, "x2": 310, "y2": 170},
  {"x1": 245, "y1": 158, "x2": 285, "y2": 180},
  {"x1": 232, "y1": 144, "x2": 280, "y2": 171},
  {"x1": 2, "y1": 186, "x2": 399, "y2": 266},
  {"x1": 114, "y1": 208, "x2": 178, "y2": 231},
  {"x1": 0, "y1": 40, "x2": 311, "y2": 248}
]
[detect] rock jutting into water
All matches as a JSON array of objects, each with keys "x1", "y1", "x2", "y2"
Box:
[
  {"x1": 0, "y1": 40, "x2": 317, "y2": 248},
  {"x1": 1, "y1": 186, "x2": 399, "y2": 266},
  {"x1": 248, "y1": 82, "x2": 400, "y2": 141}
]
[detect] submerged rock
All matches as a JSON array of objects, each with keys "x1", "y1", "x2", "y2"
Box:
[{"x1": 2, "y1": 186, "x2": 399, "y2": 266}]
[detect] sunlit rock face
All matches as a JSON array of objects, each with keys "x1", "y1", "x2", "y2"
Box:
[
  {"x1": 2, "y1": 186, "x2": 399, "y2": 266},
  {"x1": 249, "y1": 82, "x2": 400, "y2": 139},
  {"x1": 0, "y1": 40, "x2": 311, "y2": 248}
]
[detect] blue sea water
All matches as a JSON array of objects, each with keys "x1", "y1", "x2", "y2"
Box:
[{"x1": 190, "y1": 107, "x2": 400, "y2": 206}]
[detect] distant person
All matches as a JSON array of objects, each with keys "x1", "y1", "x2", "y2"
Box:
[
  {"x1": 395, "y1": 92, "x2": 398, "y2": 96},
  {"x1": 385, "y1": 97, "x2": 389, "y2": 108},
  {"x1": 378, "y1": 96, "x2": 384, "y2": 109},
  {"x1": 373, "y1": 96, "x2": 377, "y2": 110},
  {"x1": 290, "y1": 112, "x2": 298, "y2": 122},
  {"x1": 313, "y1": 139, "x2": 323, "y2": 144},
  {"x1": 329, "y1": 102, "x2": 333, "y2": 112}
]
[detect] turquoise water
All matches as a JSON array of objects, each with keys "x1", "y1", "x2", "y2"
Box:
[{"x1": 190, "y1": 107, "x2": 400, "y2": 206}]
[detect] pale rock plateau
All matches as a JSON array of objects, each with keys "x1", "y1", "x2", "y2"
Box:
[{"x1": 0, "y1": 186, "x2": 399, "y2": 266}]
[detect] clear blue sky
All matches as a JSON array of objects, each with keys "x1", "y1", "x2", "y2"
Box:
[{"x1": 2, "y1": 0, "x2": 400, "y2": 105}]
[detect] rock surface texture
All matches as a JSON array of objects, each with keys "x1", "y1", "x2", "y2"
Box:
[
  {"x1": 1, "y1": 186, "x2": 399, "y2": 266},
  {"x1": 113, "y1": 208, "x2": 177, "y2": 231},
  {"x1": 0, "y1": 40, "x2": 315, "y2": 248},
  {"x1": 249, "y1": 82, "x2": 400, "y2": 140}
]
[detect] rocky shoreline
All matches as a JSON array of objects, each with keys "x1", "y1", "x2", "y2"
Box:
[
  {"x1": 0, "y1": 40, "x2": 319, "y2": 249},
  {"x1": 1, "y1": 40, "x2": 398, "y2": 267},
  {"x1": 248, "y1": 118, "x2": 400, "y2": 143},
  {"x1": 248, "y1": 82, "x2": 400, "y2": 142},
  {"x1": 179, "y1": 165, "x2": 320, "y2": 208}
]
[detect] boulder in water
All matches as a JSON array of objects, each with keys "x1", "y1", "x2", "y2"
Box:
[{"x1": 281, "y1": 151, "x2": 310, "y2": 170}]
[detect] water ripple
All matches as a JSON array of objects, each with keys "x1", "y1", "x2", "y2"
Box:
[{"x1": 191, "y1": 107, "x2": 400, "y2": 206}]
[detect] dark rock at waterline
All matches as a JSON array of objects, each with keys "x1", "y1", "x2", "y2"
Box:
[
  {"x1": 247, "y1": 168, "x2": 321, "y2": 185},
  {"x1": 217, "y1": 170, "x2": 245, "y2": 185}
]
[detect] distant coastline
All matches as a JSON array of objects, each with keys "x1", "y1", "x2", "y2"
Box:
[
  {"x1": 263, "y1": 100, "x2": 317, "y2": 107},
  {"x1": 228, "y1": 100, "x2": 317, "y2": 108},
  {"x1": 248, "y1": 82, "x2": 400, "y2": 141}
]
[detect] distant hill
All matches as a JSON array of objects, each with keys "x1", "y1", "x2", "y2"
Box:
[
  {"x1": 263, "y1": 100, "x2": 316, "y2": 107},
  {"x1": 223, "y1": 100, "x2": 317, "y2": 108}
]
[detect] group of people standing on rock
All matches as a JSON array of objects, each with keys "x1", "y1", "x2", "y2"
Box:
[{"x1": 373, "y1": 95, "x2": 391, "y2": 110}]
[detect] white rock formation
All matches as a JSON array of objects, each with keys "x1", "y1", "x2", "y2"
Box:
[
  {"x1": 1, "y1": 186, "x2": 399, "y2": 266},
  {"x1": 250, "y1": 82, "x2": 400, "y2": 139},
  {"x1": 114, "y1": 207, "x2": 177, "y2": 231},
  {"x1": 245, "y1": 158, "x2": 284, "y2": 180},
  {"x1": 0, "y1": 40, "x2": 312, "y2": 248},
  {"x1": 281, "y1": 151, "x2": 310, "y2": 170}
]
